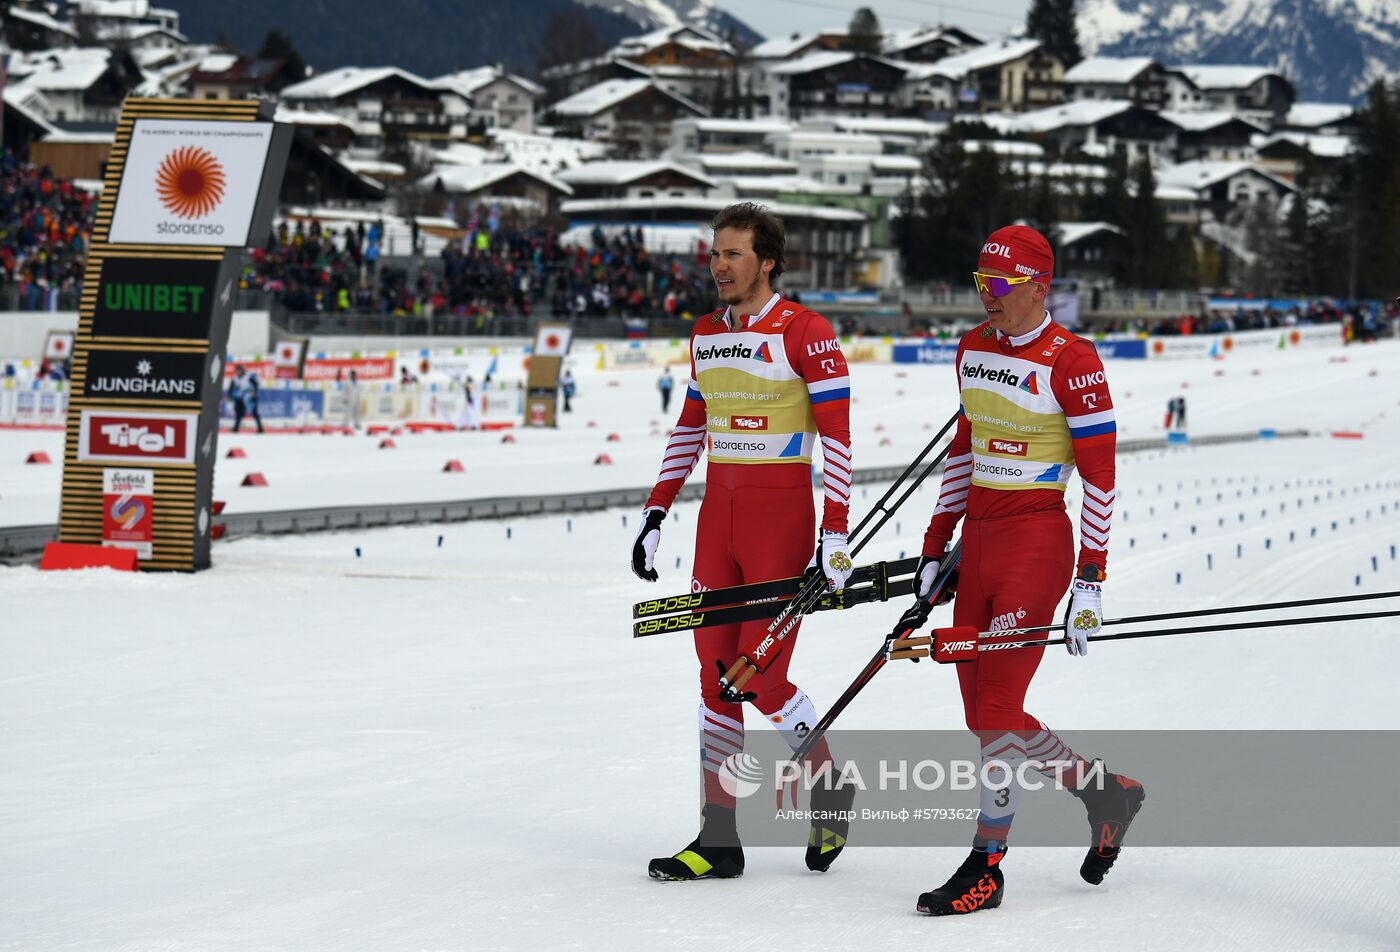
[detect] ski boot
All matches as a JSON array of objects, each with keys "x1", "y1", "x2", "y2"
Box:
[
  {"x1": 917, "y1": 847, "x2": 1005, "y2": 915},
  {"x1": 648, "y1": 804, "x2": 744, "y2": 881},
  {"x1": 805, "y1": 779, "x2": 856, "y2": 872},
  {"x1": 1075, "y1": 768, "x2": 1146, "y2": 885}
]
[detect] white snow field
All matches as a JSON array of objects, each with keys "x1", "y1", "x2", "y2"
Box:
[{"x1": 3, "y1": 340, "x2": 1400, "y2": 951}]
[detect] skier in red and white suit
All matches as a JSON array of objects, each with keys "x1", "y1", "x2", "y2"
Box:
[
  {"x1": 631, "y1": 203, "x2": 855, "y2": 881},
  {"x1": 906, "y1": 226, "x2": 1146, "y2": 917}
]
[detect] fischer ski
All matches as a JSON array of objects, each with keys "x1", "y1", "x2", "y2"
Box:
[
  {"x1": 633, "y1": 573, "x2": 916, "y2": 637},
  {"x1": 632, "y1": 556, "x2": 920, "y2": 620}
]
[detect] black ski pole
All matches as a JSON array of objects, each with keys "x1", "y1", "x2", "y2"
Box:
[
  {"x1": 719, "y1": 410, "x2": 961, "y2": 699},
  {"x1": 892, "y1": 607, "x2": 1400, "y2": 662},
  {"x1": 790, "y1": 539, "x2": 963, "y2": 765},
  {"x1": 902, "y1": 588, "x2": 1400, "y2": 643}
]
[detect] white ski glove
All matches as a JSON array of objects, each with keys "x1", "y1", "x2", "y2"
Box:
[
  {"x1": 630, "y1": 506, "x2": 666, "y2": 582},
  {"x1": 808, "y1": 530, "x2": 854, "y2": 592},
  {"x1": 1064, "y1": 579, "x2": 1103, "y2": 656}
]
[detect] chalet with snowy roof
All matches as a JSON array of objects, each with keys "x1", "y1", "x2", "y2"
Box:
[
  {"x1": 556, "y1": 161, "x2": 715, "y2": 200},
  {"x1": 745, "y1": 31, "x2": 856, "y2": 115},
  {"x1": 902, "y1": 38, "x2": 1062, "y2": 114},
  {"x1": 434, "y1": 66, "x2": 543, "y2": 135},
  {"x1": 766, "y1": 53, "x2": 909, "y2": 121},
  {"x1": 612, "y1": 24, "x2": 735, "y2": 70},
  {"x1": 1165, "y1": 66, "x2": 1295, "y2": 126},
  {"x1": 281, "y1": 66, "x2": 471, "y2": 148},
  {"x1": 189, "y1": 54, "x2": 303, "y2": 100},
  {"x1": 277, "y1": 134, "x2": 387, "y2": 206},
  {"x1": 5, "y1": 47, "x2": 142, "y2": 123},
  {"x1": 94, "y1": 21, "x2": 188, "y2": 53},
  {"x1": 544, "y1": 25, "x2": 734, "y2": 115},
  {"x1": 799, "y1": 116, "x2": 945, "y2": 153},
  {"x1": 669, "y1": 117, "x2": 796, "y2": 154},
  {"x1": 1008, "y1": 100, "x2": 1179, "y2": 166},
  {"x1": 1253, "y1": 132, "x2": 1354, "y2": 182},
  {"x1": 883, "y1": 26, "x2": 983, "y2": 63},
  {"x1": 1160, "y1": 111, "x2": 1264, "y2": 163},
  {"x1": 274, "y1": 106, "x2": 357, "y2": 150},
  {"x1": 1280, "y1": 103, "x2": 1357, "y2": 136},
  {"x1": 72, "y1": 0, "x2": 179, "y2": 33},
  {"x1": 2, "y1": 4, "x2": 78, "y2": 50},
  {"x1": 547, "y1": 79, "x2": 706, "y2": 159},
  {"x1": 691, "y1": 151, "x2": 800, "y2": 177},
  {"x1": 1155, "y1": 160, "x2": 1294, "y2": 221},
  {"x1": 1062, "y1": 56, "x2": 1167, "y2": 109},
  {"x1": 750, "y1": 31, "x2": 853, "y2": 63},
  {"x1": 1052, "y1": 222, "x2": 1124, "y2": 279},
  {"x1": 418, "y1": 163, "x2": 573, "y2": 219}
]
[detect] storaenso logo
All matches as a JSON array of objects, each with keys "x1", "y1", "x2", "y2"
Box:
[
  {"x1": 963, "y1": 363, "x2": 1020, "y2": 387},
  {"x1": 696, "y1": 344, "x2": 753, "y2": 361},
  {"x1": 711, "y1": 438, "x2": 765, "y2": 452}
]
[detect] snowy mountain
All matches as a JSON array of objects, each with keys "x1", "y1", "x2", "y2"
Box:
[
  {"x1": 1076, "y1": 0, "x2": 1400, "y2": 102},
  {"x1": 576, "y1": 0, "x2": 763, "y2": 46},
  {"x1": 172, "y1": 0, "x2": 761, "y2": 78}
]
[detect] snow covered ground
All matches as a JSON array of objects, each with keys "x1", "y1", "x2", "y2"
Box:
[
  {"x1": 1, "y1": 341, "x2": 1394, "y2": 527},
  {"x1": 3, "y1": 340, "x2": 1400, "y2": 950}
]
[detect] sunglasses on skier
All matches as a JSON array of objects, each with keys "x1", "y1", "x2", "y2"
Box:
[{"x1": 972, "y1": 271, "x2": 1049, "y2": 297}]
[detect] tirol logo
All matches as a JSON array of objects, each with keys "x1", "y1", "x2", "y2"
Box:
[
  {"x1": 82, "y1": 349, "x2": 204, "y2": 402},
  {"x1": 731, "y1": 415, "x2": 768, "y2": 430},
  {"x1": 78, "y1": 410, "x2": 197, "y2": 464},
  {"x1": 988, "y1": 439, "x2": 1028, "y2": 457},
  {"x1": 156, "y1": 146, "x2": 226, "y2": 219}
]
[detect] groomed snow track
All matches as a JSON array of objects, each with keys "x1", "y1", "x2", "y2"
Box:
[{"x1": 0, "y1": 430, "x2": 1307, "y2": 563}]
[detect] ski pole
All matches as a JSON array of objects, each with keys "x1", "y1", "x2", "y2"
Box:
[
  {"x1": 789, "y1": 539, "x2": 963, "y2": 766},
  {"x1": 890, "y1": 607, "x2": 1400, "y2": 662},
  {"x1": 719, "y1": 410, "x2": 961, "y2": 699},
  {"x1": 896, "y1": 589, "x2": 1400, "y2": 643}
]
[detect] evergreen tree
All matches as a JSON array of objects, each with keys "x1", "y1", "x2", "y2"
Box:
[
  {"x1": 1026, "y1": 0, "x2": 1082, "y2": 70},
  {"x1": 1339, "y1": 80, "x2": 1400, "y2": 298},
  {"x1": 1282, "y1": 161, "x2": 1324, "y2": 295},
  {"x1": 537, "y1": 9, "x2": 605, "y2": 73},
  {"x1": 848, "y1": 7, "x2": 882, "y2": 55},
  {"x1": 257, "y1": 29, "x2": 307, "y2": 87},
  {"x1": 1125, "y1": 156, "x2": 1165, "y2": 286}
]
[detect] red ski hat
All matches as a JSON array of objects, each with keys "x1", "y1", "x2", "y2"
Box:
[{"x1": 978, "y1": 225, "x2": 1054, "y2": 286}]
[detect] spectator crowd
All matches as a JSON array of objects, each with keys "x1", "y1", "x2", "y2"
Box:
[
  {"x1": 243, "y1": 219, "x2": 717, "y2": 331},
  {"x1": 0, "y1": 150, "x2": 96, "y2": 308}
]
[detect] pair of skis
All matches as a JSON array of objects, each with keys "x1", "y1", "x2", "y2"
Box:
[{"x1": 631, "y1": 556, "x2": 921, "y2": 638}]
